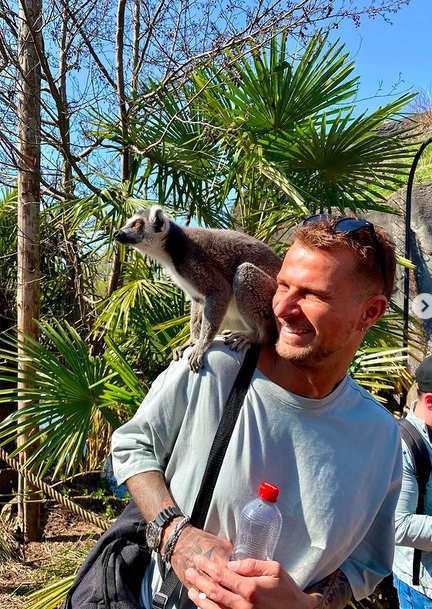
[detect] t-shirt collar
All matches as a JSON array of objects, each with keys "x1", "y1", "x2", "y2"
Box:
[{"x1": 253, "y1": 368, "x2": 349, "y2": 410}]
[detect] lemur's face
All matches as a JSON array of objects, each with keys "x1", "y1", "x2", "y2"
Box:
[
  {"x1": 114, "y1": 207, "x2": 169, "y2": 254},
  {"x1": 114, "y1": 211, "x2": 147, "y2": 245}
]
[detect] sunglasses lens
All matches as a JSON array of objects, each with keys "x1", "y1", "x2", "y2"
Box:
[
  {"x1": 302, "y1": 214, "x2": 333, "y2": 226},
  {"x1": 333, "y1": 218, "x2": 370, "y2": 233},
  {"x1": 302, "y1": 215, "x2": 371, "y2": 234}
]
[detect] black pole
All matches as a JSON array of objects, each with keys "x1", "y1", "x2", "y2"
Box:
[{"x1": 401, "y1": 136, "x2": 432, "y2": 408}]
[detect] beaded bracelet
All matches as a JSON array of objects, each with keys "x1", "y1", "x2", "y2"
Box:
[{"x1": 161, "y1": 516, "x2": 191, "y2": 563}]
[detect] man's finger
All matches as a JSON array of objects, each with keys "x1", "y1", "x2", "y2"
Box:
[
  {"x1": 227, "y1": 558, "x2": 282, "y2": 578},
  {"x1": 186, "y1": 568, "x2": 234, "y2": 605},
  {"x1": 188, "y1": 586, "x2": 223, "y2": 608},
  {"x1": 193, "y1": 555, "x2": 256, "y2": 598}
]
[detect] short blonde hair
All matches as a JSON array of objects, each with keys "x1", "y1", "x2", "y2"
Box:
[{"x1": 294, "y1": 218, "x2": 396, "y2": 300}]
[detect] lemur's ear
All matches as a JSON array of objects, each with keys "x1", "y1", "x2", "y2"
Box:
[{"x1": 149, "y1": 206, "x2": 169, "y2": 234}]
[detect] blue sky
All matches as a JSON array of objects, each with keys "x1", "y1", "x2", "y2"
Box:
[{"x1": 328, "y1": 0, "x2": 432, "y2": 113}]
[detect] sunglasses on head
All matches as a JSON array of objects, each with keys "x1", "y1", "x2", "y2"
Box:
[{"x1": 302, "y1": 214, "x2": 386, "y2": 292}]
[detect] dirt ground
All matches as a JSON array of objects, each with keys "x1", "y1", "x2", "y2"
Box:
[{"x1": 0, "y1": 503, "x2": 103, "y2": 609}]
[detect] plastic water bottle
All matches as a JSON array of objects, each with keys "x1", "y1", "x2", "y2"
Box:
[{"x1": 232, "y1": 481, "x2": 283, "y2": 561}]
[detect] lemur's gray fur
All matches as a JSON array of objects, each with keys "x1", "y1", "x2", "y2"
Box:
[{"x1": 114, "y1": 206, "x2": 282, "y2": 371}]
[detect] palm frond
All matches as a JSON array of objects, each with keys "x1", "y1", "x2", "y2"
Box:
[
  {"x1": 0, "y1": 320, "x2": 145, "y2": 477},
  {"x1": 24, "y1": 575, "x2": 75, "y2": 609},
  {"x1": 350, "y1": 347, "x2": 413, "y2": 399}
]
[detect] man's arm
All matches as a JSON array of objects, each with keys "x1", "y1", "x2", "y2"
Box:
[
  {"x1": 306, "y1": 569, "x2": 352, "y2": 609},
  {"x1": 127, "y1": 471, "x2": 175, "y2": 520},
  {"x1": 127, "y1": 472, "x2": 233, "y2": 587},
  {"x1": 395, "y1": 447, "x2": 432, "y2": 551},
  {"x1": 184, "y1": 556, "x2": 352, "y2": 609}
]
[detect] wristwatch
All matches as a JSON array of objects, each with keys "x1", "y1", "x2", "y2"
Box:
[{"x1": 145, "y1": 507, "x2": 185, "y2": 552}]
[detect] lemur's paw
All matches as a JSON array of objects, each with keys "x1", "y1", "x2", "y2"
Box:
[
  {"x1": 188, "y1": 347, "x2": 205, "y2": 372},
  {"x1": 173, "y1": 341, "x2": 195, "y2": 361},
  {"x1": 223, "y1": 332, "x2": 252, "y2": 352}
]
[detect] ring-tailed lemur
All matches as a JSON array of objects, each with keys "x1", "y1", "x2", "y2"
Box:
[{"x1": 114, "y1": 206, "x2": 282, "y2": 371}]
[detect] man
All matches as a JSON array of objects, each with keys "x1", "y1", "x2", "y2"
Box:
[
  {"x1": 393, "y1": 355, "x2": 432, "y2": 608},
  {"x1": 111, "y1": 215, "x2": 402, "y2": 609}
]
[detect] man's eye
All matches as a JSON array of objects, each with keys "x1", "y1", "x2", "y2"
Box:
[{"x1": 134, "y1": 220, "x2": 142, "y2": 229}]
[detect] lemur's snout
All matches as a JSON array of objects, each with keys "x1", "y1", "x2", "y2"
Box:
[{"x1": 114, "y1": 229, "x2": 125, "y2": 242}]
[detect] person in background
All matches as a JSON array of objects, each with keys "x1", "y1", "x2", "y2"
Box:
[
  {"x1": 111, "y1": 216, "x2": 402, "y2": 609},
  {"x1": 394, "y1": 355, "x2": 432, "y2": 609}
]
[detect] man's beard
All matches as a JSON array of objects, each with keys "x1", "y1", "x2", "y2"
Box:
[{"x1": 275, "y1": 337, "x2": 341, "y2": 366}]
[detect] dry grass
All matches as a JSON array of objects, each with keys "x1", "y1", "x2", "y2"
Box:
[{"x1": 0, "y1": 504, "x2": 102, "y2": 609}]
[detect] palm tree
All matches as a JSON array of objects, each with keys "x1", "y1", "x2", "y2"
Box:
[
  {"x1": 0, "y1": 31, "x2": 420, "y2": 481},
  {"x1": 100, "y1": 33, "x2": 414, "y2": 232}
]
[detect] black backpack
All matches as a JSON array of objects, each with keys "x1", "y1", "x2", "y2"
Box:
[
  {"x1": 63, "y1": 499, "x2": 148, "y2": 609},
  {"x1": 398, "y1": 418, "x2": 432, "y2": 586}
]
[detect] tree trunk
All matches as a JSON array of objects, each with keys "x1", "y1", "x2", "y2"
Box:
[
  {"x1": 16, "y1": 0, "x2": 42, "y2": 541},
  {"x1": 106, "y1": 0, "x2": 129, "y2": 300}
]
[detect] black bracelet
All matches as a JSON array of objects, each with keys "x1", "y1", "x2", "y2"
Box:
[{"x1": 161, "y1": 517, "x2": 191, "y2": 563}]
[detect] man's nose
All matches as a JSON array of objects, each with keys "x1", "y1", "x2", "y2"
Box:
[{"x1": 274, "y1": 291, "x2": 301, "y2": 318}]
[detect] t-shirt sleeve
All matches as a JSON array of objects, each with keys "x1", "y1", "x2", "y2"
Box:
[
  {"x1": 111, "y1": 355, "x2": 192, "y2": 485},
  {"x1": 340, "y1": 430, "x2": 402, "y2": 600},
  {"x1": 394, "y1": 440, "x2": 432, "y2": 551}
]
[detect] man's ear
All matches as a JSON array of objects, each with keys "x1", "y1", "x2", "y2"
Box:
[
  {"x1": 424, "y1": 393, "x2": 432, "y2": 406},
  {"x1": 361, "y1": 295, "x2": 388, "y2": 331}
]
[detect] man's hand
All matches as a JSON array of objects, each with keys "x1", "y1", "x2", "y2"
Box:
[
  {"x1": 185, "y1": 556, "x2": 320, "y2": 609},
  {"x1": 170, "y1": 526, "x2": 233, "y2": 589},
  {"x1": 126, "y1": 472, "x2": 233, "y2": 589}
]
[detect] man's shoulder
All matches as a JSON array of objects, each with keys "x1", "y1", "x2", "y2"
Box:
[
  {"x1": 346, "y1": 376, "x2": 399, "y2": 431},
  {"x1": 167, "y1": 337, "x2": 249, "y2": 379},
  {"x1": 204, "y1": 338, "x2": 249, "y2": 370}
]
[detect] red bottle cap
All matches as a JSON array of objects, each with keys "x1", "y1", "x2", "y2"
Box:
[{"x1": 258, "y1": 482, "x2": 279, "y2": 502}]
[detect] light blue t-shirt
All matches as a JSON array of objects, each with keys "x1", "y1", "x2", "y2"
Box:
[{"x1": 111, "y1": 340, "x2": 402, "y2": 608}]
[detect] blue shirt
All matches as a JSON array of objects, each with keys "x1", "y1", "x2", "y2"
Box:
[{"x1": 394, "y1": 403, "x2": 432, "y2": 598}]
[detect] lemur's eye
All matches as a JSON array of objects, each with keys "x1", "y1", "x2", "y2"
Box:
[{"x1": 133, "y1": 220, "x2": 143, "y2": 229}]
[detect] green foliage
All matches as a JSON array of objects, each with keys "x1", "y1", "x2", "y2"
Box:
[
  {"x1": 24, "y1": 575, "x2": 75, "y2": 609},
  {"x1": 98, "y1": 32, "x2": 415, "y2": 239},
  {"x1": 95, "y1": 253, "x2": 190, "y2": 374},
  {"x1": 0, "y1": 188, "x2": 99, "y2": 327},
  {"x1": 0, "y1": 320, "x2": 146, "y2": 478},
  {"x1": 414, "y1": 145, "x2": 432, "y2": 183},
  {"x1": 350, "y1": 301, "x2": 423, "y2": 399},
  {"x1": 0, "y1": 188, "x2": 18, "y2": 324},
  {"x1": 85, "y1": 32, "x2": 420, "y2": 398},
  {"x1": 0, "y1": 19, "x2": 423, "y2": 609}
]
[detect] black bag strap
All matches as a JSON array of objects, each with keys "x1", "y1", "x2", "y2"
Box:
[
  {"x1": 398, "y1": 418, "x2": 432, "y2": 586},
  {"x1": 152, "y1": 344, "x2": 261, "y2": 609}
]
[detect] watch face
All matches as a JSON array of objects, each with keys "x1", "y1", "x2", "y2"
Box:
[{"x1": 146, "y1": 522, "x2": 160, "y2": 550}]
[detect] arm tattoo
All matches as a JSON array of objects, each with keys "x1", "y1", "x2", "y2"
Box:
[
  {"x1": 306, "y1": 569, "x2": 353, "y2": 609},
  {"x1": 126, "y1": 471, "x2": 177, "y2": 520}
]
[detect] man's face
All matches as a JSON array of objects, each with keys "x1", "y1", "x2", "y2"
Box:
[
  {"x1": 273, "y1": 242, "x2": 366, "y2": 367},
  {"x1": 414, "y1": 393, "x2": 432, "y2": 428}
]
